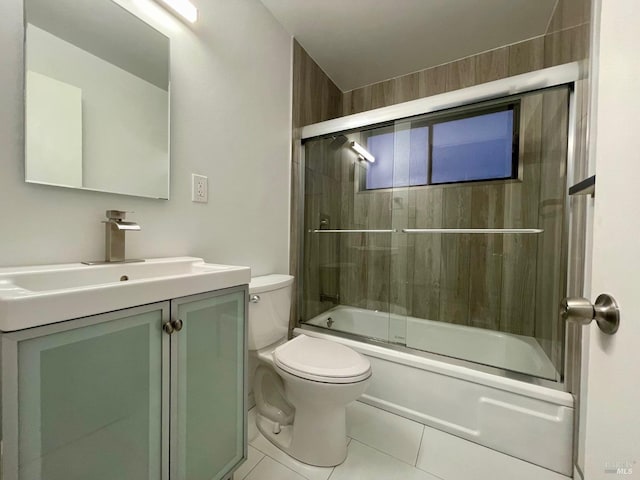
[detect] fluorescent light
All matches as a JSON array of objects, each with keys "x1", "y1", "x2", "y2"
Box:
[
  {"x1": 156, "y1": 0, "x2": 198, "y2": 23},
  {"x1": 350, "y1": 141, "x2": 375, "y2": 163}
]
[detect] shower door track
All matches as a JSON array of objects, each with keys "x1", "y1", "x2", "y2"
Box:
[{"x1": 300, "y1": 62, "x2": 585, "y2": 140}]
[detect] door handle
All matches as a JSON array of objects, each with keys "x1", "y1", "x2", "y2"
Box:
[{"x1": 561, "y1": 293, "x2": 620, "y2": 334}]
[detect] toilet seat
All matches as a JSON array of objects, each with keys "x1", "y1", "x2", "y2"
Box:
[{"x1": 273, "y1": 335, "x2": 371, "y2": 384}]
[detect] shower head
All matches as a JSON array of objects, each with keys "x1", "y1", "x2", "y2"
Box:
[{"x1": 329, "y1": 134, "x2": 348, "y2": 150}]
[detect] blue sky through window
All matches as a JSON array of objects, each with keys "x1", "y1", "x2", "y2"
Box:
[
  {"x1": 363, "y1": 107, "x2": 515, "y2": 189},
  {"x1": 431, "y1": 110, "x2": 514, "y2": 184},
  {"x1": 366, "y1": 127, "x2": 429, "y2": 189}
]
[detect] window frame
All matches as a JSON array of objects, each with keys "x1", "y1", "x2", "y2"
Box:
[{"x1": 359, "y1": 100, "x2": 521, "y2": 192}]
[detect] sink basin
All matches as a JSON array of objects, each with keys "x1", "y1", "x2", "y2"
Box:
[{"x1": 0, "y1": 257, "x2": 251, "y2": 331}]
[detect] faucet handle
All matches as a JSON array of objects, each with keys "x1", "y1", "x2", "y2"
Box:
[{"x1": 105, "y1": 210, "x2": 134, "y2": 221}]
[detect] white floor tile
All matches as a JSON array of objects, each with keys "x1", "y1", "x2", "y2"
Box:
[
  {"x1": 416, "y1": 425, "x2": 570, "y2": 480},
  {"x1": 233, "y1": 446, "x2": 265, "y2": 480},
  {"x1": 329, "y1": 440, "x2": 442, "y2": 480},
  {"x1": 244, "y1": 457, "x2": 307, "y2": 480},
  {"x1": 249, "y1": 418, "x2": 334, "y2": 480},
  {"x1": 346, "y1": 401, "x2": 424, "y2": 465}
]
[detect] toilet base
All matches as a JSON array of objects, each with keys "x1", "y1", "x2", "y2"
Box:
[
  {"x1": 251, "y1": 339, "x2": 371, "y2": 467},
  {"x1": 255, "y1": 410, "x2": 348, "y2": 467}
]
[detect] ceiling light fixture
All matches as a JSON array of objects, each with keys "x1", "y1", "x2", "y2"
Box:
[
  {"x1": 155, "y1": 0, "x2": 198, "y2": 23},
  {"x1": 350, "y1": 141, "x2": 375, "y2": 163}
]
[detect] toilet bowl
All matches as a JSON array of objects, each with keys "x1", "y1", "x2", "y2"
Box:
[{"x1": 249, "y1": 274, "x2": 371, "y2": 467}]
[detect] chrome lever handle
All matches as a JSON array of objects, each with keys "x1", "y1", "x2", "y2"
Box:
[{"x1": 561, "y1": 293, "x2": 620, "y2": 334}]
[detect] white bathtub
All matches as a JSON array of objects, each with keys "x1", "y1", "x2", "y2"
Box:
[
  {"x1": 306, "y1": 305, "x2": 558, "y2": 380},
  {"x1": 298, "y1": 306, "x2": 574, "y2": 477}
]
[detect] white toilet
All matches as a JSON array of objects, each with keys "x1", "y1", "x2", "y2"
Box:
[{"x1": 248, "y1": 274, "x2": 371, "y2": 467}]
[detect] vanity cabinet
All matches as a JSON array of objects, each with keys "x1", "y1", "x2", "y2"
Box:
[
  {"x1": 0, "y1": 285, "x2": 247, "y2": 480},
  {"x1": 171, "y1": 289, "x2": 246, "y2": 480}
]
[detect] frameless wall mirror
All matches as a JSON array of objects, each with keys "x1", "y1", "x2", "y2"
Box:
[{"x1": 24, "y1": 0, "x2": 170, "y2": 199}]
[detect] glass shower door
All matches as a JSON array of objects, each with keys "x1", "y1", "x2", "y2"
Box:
[
  {"x1": 301, "y1": 130, "x2": 394, "y2": 343},
  {"x1": 387, "y1": 119, "x2": 421, "y2": 346},
  {"x1": 300, "y1": 85, "x2": 571, "y2": 383},
  {"x1": 388, "y1": 88, "x2": 571, "y2": 381}
]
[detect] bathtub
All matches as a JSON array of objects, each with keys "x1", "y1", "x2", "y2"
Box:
[
  {"x1": 297, "y1": 306, "x2": 574, "y2": 476},
  {"x1": 305, "y1": 305, "x2": 558, "y2": 380}
]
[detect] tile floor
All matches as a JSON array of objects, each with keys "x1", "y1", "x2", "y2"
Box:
[
  {"x1": 234, "y1": 400, "x2": 570, "y2": 480},
  {"x1": 234, "y1": 401, "x2": 441, "y2": 480},
  {"x1": 234, "y1": 402, "x2": 571, "y2": 480}
]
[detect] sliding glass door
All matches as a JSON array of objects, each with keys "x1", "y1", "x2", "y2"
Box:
[
  {"x1": 301, "y1": 129, "x2": 393, "y2": 342},
  {"x1": 300, "y1": 85, "x2": 572, "y2": 382}
]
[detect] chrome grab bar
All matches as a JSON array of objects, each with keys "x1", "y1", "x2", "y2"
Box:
[
  {"x1": 311, "y1": 228, "x2": 543, "y2": 234},
  {"x1": 312, "y1": 229, "x2": 397, "y2": 233},
  {"x1": 402, "y1": 228, "x2": 543, "y2": 234}
]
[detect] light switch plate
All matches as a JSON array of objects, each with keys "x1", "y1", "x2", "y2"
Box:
[{"x1": 192, "y1": 174, "x2": 208, "y2": 203}]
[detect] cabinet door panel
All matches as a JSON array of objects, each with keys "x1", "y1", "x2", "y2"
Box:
[
  {"x1": 172, "y1": 287, "x2": 246, "y2": 480},
  {"x1": 1, "y1": 304, "x2": 169, "y2": 480}
]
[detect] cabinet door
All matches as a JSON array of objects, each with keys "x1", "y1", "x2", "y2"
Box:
[
  {"x1": 171, "y1": 286, "x2": 247, "y2": 480},
  {"x1": 1, "y1": 303, "x2": 169, "y2": 480}
]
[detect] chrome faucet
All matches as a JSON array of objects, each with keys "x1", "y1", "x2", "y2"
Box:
[
  {"x1": 104, "y1": 210, "x2": 141, "y2": 262},
  {"x1": 82, "y1": 210, "x2": 143, "y2": 265}
]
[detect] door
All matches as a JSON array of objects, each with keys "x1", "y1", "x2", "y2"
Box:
[
  {"x1": 170, "y1": 286, "x2": 247, "y2": 480},
  {"x1": 578, "y1": 0, "x2": 640, "y2": 477},
  {"x1": 388, "y1": 90, "x2": 570, "y2": 381},
  {"x1": 1, "y1": 303, "x2": 169, "y2": 480},
  {"x1": 301, "y1": 130, "x2": 394, "y2": 344}
]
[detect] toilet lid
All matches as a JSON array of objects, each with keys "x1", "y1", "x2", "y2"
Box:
[{"x1": 273, "y1": 335, "x2": 371, "y2": 384}]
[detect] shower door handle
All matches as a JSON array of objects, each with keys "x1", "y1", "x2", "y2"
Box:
[{"x1": 561, "y1": 294, "x2": 620, "y2": 334}]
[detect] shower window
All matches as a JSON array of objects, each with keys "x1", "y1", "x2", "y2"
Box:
[{"x1": 362, "y1": 102, "x2": 520, "y2": 190}]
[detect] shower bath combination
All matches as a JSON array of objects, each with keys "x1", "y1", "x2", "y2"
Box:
[
  {"x1": 300, "y1": 81, "x2": 573, "y2": 384},
  {"x1": 294, "y1": 63, "x2": 588, "y2": 477}
]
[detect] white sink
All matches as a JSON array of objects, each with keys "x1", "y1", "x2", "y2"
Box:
[{"x1": 0, "y1": 257, "x2": 251, "y2": 331}]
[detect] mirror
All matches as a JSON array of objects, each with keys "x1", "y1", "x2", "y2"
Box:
[{"x1": 24, "y1": 0, "x2": 170, "y2": 199}]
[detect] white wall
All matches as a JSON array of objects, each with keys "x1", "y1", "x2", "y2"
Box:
[
  {"x1": 579, "y1": 0, "x2": 640, "y2": 478},
  {"x1": 0, "y1": 0, "x2": 292, "y2": 276},
  {"x1": 25, "y1": 70, "x2": 83, "y2": 188}
]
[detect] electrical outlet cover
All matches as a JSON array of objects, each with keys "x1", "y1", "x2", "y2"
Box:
[{"x1": 192, "y1": 174, "x2": 208, "y2": 203}]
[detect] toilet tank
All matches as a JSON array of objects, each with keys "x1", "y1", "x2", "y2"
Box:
[{"x1": 248, "y1": 274, "x2": 294, "y2": 350}]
